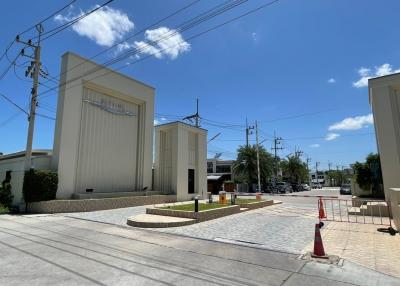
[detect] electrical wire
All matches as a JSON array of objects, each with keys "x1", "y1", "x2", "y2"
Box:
[
  {"x1": 19, "y1": 0, "x2": 78, "y2": 37},
  {"x1": 37, "y1": 0, "x2": 255, "y2": 97},
  {"x1": 0, "y1": 0, "x2": 76, "y2": 65},
  {"x1": 45, "y1": 0, "x2": 202, "y2": 83},
  {"x1": 0, "y1": 92, "x2": 28, "y2": 115},
  {"x1": 36, "y1": 0, "x2": 115, "y2": 44}
]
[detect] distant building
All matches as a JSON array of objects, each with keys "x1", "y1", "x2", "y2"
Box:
[
  {"x1": 207, "y1": 159, "x2": 234, "y2": 194},
  {"x1": 309, "y1": 171, "x2": 328, "y2": 186}
]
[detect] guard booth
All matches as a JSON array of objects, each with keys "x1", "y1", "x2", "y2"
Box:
[{"x1": 154, "y1": 122, "x2": 207, "y2": 201}]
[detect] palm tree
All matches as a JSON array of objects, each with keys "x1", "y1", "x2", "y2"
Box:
[
  {"x1": 280, "y1": 156, "x2": 308, "y2": 183},
  {"x1": 232, "y1": 145, "x2": 274, "y2": 188}
]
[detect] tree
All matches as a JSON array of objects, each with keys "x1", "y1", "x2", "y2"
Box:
[
  {"x1": 232, "y1": 145, "x2": 274, "y2": 187},
  {"x1": 326, "y1": 170, "x2": 346, "y2": 186},
  {"x1": 353, "y1": 153, "x2": 383, "y2": 198},
  {"x1": 280, "y1": 156, "x2": 308, "y2": 183}
]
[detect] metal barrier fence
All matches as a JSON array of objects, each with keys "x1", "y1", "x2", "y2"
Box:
[{"x1": 319, "y1": 198, "x2": 391, "y2": 226}]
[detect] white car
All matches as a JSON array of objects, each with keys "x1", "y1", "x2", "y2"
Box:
[{"x1": 301, "y1": 184, "x2": 311, "y2": 191}]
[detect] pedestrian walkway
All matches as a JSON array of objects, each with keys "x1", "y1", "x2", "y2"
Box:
[{"x1": 303, "y1": 222, "x2": 400, "y2": 278}]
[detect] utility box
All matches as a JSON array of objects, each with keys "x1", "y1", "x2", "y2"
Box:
[
  {"x1": 154, "y1": 122, "x2": 207, "y2": 201},
  {"x1": 219, "y1": 191, "x2": 227, "y2": 204}
]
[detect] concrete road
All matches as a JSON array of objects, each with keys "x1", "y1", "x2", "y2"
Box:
[
  {"x1": 0, "y1": 214, "x2": 398, "y2": 286},
  {"x1": 265, "y1": 187, "x2": 352, "y2": 205}
]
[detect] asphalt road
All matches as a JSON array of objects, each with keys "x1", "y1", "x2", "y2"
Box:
[{"x1": 0, "y1": 213, "x2": 399, "y2": 286}]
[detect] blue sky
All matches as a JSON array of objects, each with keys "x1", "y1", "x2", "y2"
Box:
[{"x1": 1, "y1": 0, "x2": 399, "y2": 171}]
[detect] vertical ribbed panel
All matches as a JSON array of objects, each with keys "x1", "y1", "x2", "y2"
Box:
[
  {"x1": 75, "y1": 88, "x2": 138, "y2": 193},
  {"x1": 159, "y1": 130, "x2": 172, "y2": 193},
  {"x1": 188, "y1": 132, "x2": 196, "y2": 168}
]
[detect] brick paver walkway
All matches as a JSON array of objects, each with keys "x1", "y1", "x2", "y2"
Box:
[{"x1": 303, "y1": 222, "x2": 400, "y2": 278}]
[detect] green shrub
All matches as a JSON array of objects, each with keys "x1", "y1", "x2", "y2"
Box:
[
  {"x1": 23, "y1": 169, "x2": 58, "y2": 203},
  {"x1": 0, "y1": 182, "x2": 13, "y2": 208},
  {"x1": 0, "y1": 204, "x2": 9, "y2": 214},
  {"x1": 0, "y1": 170, "x2": 13, "y2": 208}
]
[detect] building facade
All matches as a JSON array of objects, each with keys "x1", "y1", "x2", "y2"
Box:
[
  {"x1": 52, "y1": 52, "x2": 154, "y2": 198},
  {"x1": 154, "y1": 122, "x2": 207, "y2": 201},
  {"x1": 206, "y1": 159, "x2": 235, "y2": 193},
  {"x1": 1, "y1": 52, "x2": 207, "y2": 205},
  {"x1": 369, "y1": 73, "x2": 400, "y2": 230}
]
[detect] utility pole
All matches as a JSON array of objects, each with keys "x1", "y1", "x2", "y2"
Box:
[
  {"x1": 255, "y1": 120, "x2": 261, "y2": 192},
  {"x1": 183, "y1": 98, "x2": 200, "y2": 127},
  {"x1": 306, "y1": 157, "x2": 311, "y2": 185},
  {"x1": 195, "y1": 98, "x2": 199, "y2": 127},
  {"x1": 17, "y1": 24, "x2": 44, "y2": 170},
  {"x1": 294, "y1": 146, "x2": 303, "y2": 159},
  {"x1": 315, "y1": 161, "x2": 320, "y2": 186},
  {"x1": 271, "y1": 132, "x2": 283, "y2": 181},
  {"x1": 328, "y1": 162, "x2": 332, "y2": 171},
  {"x1": 245, "y1": 117, "x2": 254, "y2": 147}
]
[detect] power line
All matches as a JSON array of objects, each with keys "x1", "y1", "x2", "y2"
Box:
[
  {"x1": 45, "y1": 0, "x2": 201, "y2": 83},
  {"x1": 19, "y1": 0, "x2": 78, "y2": 37},
  {"x1": 38, "y1": 0, "x2": 277, "y2": 98},
  {"x1": 0, "y1": 0, "x2": 76, "y2": 65},
  {"x1": 36, "y1": 0, "x2": 116, "y2": 44},
  {"x1": 0, "y1": 91, "x2": 28, "y2": 115}
]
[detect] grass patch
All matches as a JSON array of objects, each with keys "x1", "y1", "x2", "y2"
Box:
[
  {"x1": 235, "y1": 198, "x2": 262, "y2": 204},
  {"x1": 161, "y1": 203, "x2": 229, "y2": 212}
]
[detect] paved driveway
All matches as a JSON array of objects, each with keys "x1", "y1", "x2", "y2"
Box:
[
  {"x1": 1, "y1": 214, "x2": 398, "y2": 286},
  {"x1": 64, "y1": 200, "x2": 321, "y2": 254}
]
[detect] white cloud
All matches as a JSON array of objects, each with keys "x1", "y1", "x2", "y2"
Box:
[
  {"x1": 328, "y1": 114, "x2": 373, "y2": 131},
  {"x1": 327, "y1": 78, "x2": 336, "y2": 83},
  {"x1": 325, "y1": 133, "x2": 340, "y2": 141},
  {"x1": 54, "y1": 5, "x2": 134, "y2": 47},
  {"x1": 134, "y1": 27, "x2": 190, "y2": 60},
  {"x1": 154, "y1": 119, "x2": 160, "y2": 125},
  {"x1": 309, "y1": 144, "x2": 320, "y2": 148},
  {"x1": 251, "y1": 32, "x2": 257, "y2": 42},
  {"x1": 160, "y1": 117, "x2": 167, "y2": 121},
  {"x1": 116, "y1": 41, "x2": 134, "y2": 53},
  {"x1": 353, "y1": 64, "x2": 400, "y2": 88}
]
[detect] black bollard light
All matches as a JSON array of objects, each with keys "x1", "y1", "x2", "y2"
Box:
[
  {"x1": 195, "y1": 197, "x2": 199, "y2": 212},
  {"x1": 231, "y1": 192, "x2": 236, "y2": 205},
  {"x1": 208, "y1": 192, "x2": 213, "y2": 203}
]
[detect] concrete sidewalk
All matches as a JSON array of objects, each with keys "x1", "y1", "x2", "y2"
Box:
[
  {"x1": 0, "y1": 214, "x2": 399, "y2": 286},
  {"x1": 304, "y1": 222, "x2": 400, "y2": 278}
]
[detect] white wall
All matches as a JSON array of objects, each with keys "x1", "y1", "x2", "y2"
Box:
[
  {"x1": 154, "y1": 122, "x2": 207, "y2": 201},
  {"x1": 52, "y1": 52, "x2": 154, "y2": 198},
  {"x1": 0, "y1": 155, "x2": 52, "y2": 205},
  {"x1": 369, "y1": 74, "x2": 400, "y2": 197},
  {"x1": 369, "y1": 73, "x2": 400, "y2": 230}
]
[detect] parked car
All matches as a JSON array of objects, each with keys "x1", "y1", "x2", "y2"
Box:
[
  {"x1": 340, "y1": 184, "x2": 352, "y2": 195},
  {"x1": 275, "y1": 182, "x2": 292, "y2": 193},
  {"x1": 263, "y1": 182, "x2": 274, "y2": 193},
  {"x1": 300, "y1": 183, "x2": 311, "y2": 191},
  {"x1": 312, "y1": 183, "x2": 322, "y2": 189},
  {"x1": 290, "y1": 183, "x2": 301, "y2": 192}
]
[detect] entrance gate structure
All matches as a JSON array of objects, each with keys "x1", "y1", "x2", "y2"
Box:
[{"x1": 318, "y1": 197, "x2": 391, "y2": 226}]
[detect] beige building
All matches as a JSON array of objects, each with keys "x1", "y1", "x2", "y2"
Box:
[
  {"x1": 369, "y1": 73, "x2": 400, "y2": 230},
  {"x1": 52, "y1": 52, "x2": 154, "y2": 198},
  {"x1": 0, "y1": 52, "x2": 207, "y2": 206},
  {"x1": 154, "y1": 122, "x2": 207, "y2": 201}
]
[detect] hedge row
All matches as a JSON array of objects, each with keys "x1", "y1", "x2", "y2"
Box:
[{"x1": 23, "y1": 169, "x2": 58, "y2": 203}]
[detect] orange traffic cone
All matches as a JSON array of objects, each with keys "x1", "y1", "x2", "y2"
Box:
[
  {"x1": 318, "y1": 197, "x2": 326, "y2": 219},
  {"x1": 311, "y1": 223, "x2": 328, "y2": 259}
]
